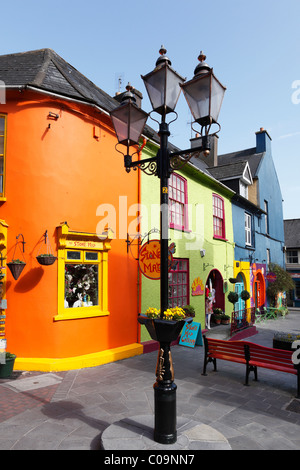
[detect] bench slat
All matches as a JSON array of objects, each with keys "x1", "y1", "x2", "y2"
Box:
[{"x1": 248, "y1": 360, "x2": 297, "y2": 375}]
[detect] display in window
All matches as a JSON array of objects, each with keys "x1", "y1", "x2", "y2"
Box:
[{"x1": 65, "y1": 264, "x2": 98, "y2": 308}]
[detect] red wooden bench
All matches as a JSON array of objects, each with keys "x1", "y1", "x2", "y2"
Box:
[
  {"x1": 202, "y1": 335, "x2": 300, "y2": 398},
  {"x1": 202, "y1": 336, "x2": 247, "y2": 375}
]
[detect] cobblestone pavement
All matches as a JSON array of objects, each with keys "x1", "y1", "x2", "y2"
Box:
[{"x1": 0, "y1": 311, "x2": 299, "y2": 450}]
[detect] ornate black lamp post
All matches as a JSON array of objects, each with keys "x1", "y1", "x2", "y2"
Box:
[{"x1": 110, "y1": 47, "x2": 225, "y2": 445}]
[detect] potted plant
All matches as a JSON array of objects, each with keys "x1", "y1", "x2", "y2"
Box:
[
  {"x1": 6, "y1": 259, "x2": 26, "y2": 280},
  {"x1": 212, "y1": 313, "x2": 222, "y2": 324},
  {"x1": 0, "y1": 352, "x2": 17, "y2": 378},
  {"x1": 220, "y1": 314, "x2": 231, "y2": 325},
  {"x1": 36, "y1": 253, "x2": 57, "y2": 266},
  {"x1": 182, "y1": 305, "x2": 195, "y2": 318}
]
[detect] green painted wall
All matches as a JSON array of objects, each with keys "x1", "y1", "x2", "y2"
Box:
[{"x1": 139, "y1": 141, "x2": 235, "y2": 342}]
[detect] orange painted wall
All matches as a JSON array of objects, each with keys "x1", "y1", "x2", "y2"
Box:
[{"x1": 0, "y1": 90, "x2": 139, "y2": 359}]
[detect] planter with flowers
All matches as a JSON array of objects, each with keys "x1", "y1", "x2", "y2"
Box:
[
  {"x1": 212, "y1": 308, "x2": 223, "y2": 325},
  {"x1": 138, "y1": 307, "x2": 192, "y2": 343},
  {"x1": 220, "y1": 314, "x2": 231, "y2": 325}
]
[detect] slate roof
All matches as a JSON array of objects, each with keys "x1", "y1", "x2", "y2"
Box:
[
  {"x1": 284, "y1": 219, "x2": 300, "y2": 248},
  {"x1": 217, "y1": 147, "x2": 264, "y2": 178},
  {"x1": 207, "y1": 161, "x2": 249, "y2": 181},
  {"x1": 0, "y1": 48, "x2": 118, "y2": 111},
  {"x1": 0, "y1": 48, "x2": 162, "y2": 145}
]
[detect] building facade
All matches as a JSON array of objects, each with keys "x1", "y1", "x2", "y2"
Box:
[
  {"x1": 138, "y1": 139, "x2": 235, "y2": 345},
  {"x1": 207, "y1": 129, "x2": 285, "y2": 310},
  {"x1": 0, "y1": 49, "x2": 143, "y2": 371},
  {"x1": 284, "y1": 219, "x2": 300, "y2": 308}
]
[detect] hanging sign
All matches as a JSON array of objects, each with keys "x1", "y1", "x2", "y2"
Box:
[
  {"x1": 138, "y1": 240, "x2": 173, "y2": 280},
  {"x1": 179, "y1": 321, "x2": 203, "y2": 348},
  {"x1": 191, "y1": 277, "x2": 204, "y2": 296},
  {"x1": 266, "y1": 272, "x2": 276, "y2": 282}
]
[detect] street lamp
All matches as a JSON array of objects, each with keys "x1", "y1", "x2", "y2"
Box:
[
  {"x1": 181, "y1": 51, "x2": 226, "y2": 135},
  {"x1": 110, "y1": 83, "x2": 148, "y2": 172},
  {"x1": 110, "y1": 47, "x2": 225, "y2": 445}
]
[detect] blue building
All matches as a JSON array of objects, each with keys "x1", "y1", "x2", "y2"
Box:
[
  {"x1": 206, "y1": 128, "x2": 285, "y2": 309},
  {"x1": 284, "y1": 219, "x2": 300, "y2": 308}
]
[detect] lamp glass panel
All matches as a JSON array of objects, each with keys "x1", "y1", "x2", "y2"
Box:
[
  {"x1": 182, "y1": 73, "x2": 211, "y2": 122},
  {"x1": 165, "y1": 67, "x2": 185, "y2": 113},
  {"x1": 143, "y1": 66, "x2": 166, "y2": 113},
  {"x1": 128, "y1": 106, "x2": 148, "y2": 144},
  {"x1": 110, "y1": 105, "x2": 130, "y2": 144},
  {"x1": 210, "y1": 74, "x2": 226, "y2": 123}
]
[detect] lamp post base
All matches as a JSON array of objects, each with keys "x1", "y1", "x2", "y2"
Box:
[
  {"x1": 154, "y1": 381, "x2": 177, "y2": 444},
  {"x1": 138, "y1": 316, "x2": 192, "y2": 445}
]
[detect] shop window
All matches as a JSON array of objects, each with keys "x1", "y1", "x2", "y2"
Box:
[
  {"x1": 0, "y1": 115, "x2": 7, "y2": 199},
  {"x1": 169, "y1": 173, "x2": 189, "y2": 231},
  {"x1": 55, "y1": 224, "x2": 112, "y2": 321},
  {"x1": 65, "y1": 254, "x2": 99, "y2": 308},
  {"x1": 168, "y1": 258, "x2": 189, "y2": 307},
  {"x1": 213, "y1": 194, "x2": 226, "y2": 239}
]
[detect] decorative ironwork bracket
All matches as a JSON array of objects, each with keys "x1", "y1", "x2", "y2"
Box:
[
  {"x1": 169, "y1": 144, "x2": 207, "y2": 171},
  {"x1": 126, "y1": 138, "x2": 210, "y2": 176},
  {"x1": 126, "y1": 228, "x2": 160, "y2": 259},
  {"x1": 128, "y1": 156, "x2": 158, "y2": 176}
]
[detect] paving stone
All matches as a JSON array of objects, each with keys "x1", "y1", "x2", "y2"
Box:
[{"x1": 0, "y1": 312, "x2": 300, "y2": 450}]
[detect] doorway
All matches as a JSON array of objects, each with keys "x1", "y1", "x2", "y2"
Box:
[
  {"x1": 206, "y1": 269, "x2": 224, "y2": 312},
  {"x1": 253, "y1": 271, "x2": 265, "y2": 308}
]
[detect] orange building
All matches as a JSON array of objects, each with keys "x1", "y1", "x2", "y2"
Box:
[{"x1": 0, "y1": 49, "x2": 143, "y2": 371}]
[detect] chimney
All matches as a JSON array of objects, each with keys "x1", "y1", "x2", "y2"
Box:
[
  {"x1": 190, "y1": 133, "x2": 219, "y2": 167},
  {"x1": 114, "y1": 87, "x2": 143, "y2": 108},
  {"x1": 255, "y1": 127, "x2": 272, "y2": 154}
]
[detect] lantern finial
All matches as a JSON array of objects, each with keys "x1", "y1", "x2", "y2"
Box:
[
  {"x1": 194, "y1": 51, "x2": 211, "y2": 76},
  {"x1": 156, "y1": 45, "x2": 171, "y2": 67}
]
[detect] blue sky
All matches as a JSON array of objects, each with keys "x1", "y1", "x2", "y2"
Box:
[{"x1": 1, "y1": 0, "x2": 300, "y2": 219}]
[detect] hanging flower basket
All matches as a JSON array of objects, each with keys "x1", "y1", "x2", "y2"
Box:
[
  {"x1": 7, "y1": 260, "x2": 26, "y2": 280},
  {"x1": 36, "y1": 230, "x2": 57, "y2": 266},
  {"x1": 36, "y1": 254, "x2": 57, "y2": 266}
]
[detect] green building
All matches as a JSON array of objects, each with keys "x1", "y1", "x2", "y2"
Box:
[{"x1": 139, "y1": 137, "x2": 235, "y2": 344}]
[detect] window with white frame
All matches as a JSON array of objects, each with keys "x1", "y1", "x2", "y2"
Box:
[
  {"x1": 286, "y1": 250, "x2": 299, "y2": 264},
  {"x1": 245, "y1": 213, "x2": 252, "y2": 246},
  {"x1": 264, "y1": 200, "x2": 269, "y2": 234},
  {"x1": 169, "y1": 173, "x2": 188, "y2": 231},
  {"x1": 213, "y1": 194, "x2": 226, "y2": 239},
  {"x1": 240, "y1": 181, "x2": 248, "y2": 199}
]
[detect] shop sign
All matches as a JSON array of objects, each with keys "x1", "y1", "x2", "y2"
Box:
[
  {"x1": 138, "y1": 240, "x2": 173, "y2": 280},
  {"x1": 65, "y1": 240, "x2": 102, "y2": 250},
  {"x1": 290, "y1": 273, "x2": 300, "y2": 279},
  {"x1": 179, "y1": 321, "x2": 203, "y2": 348}
]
